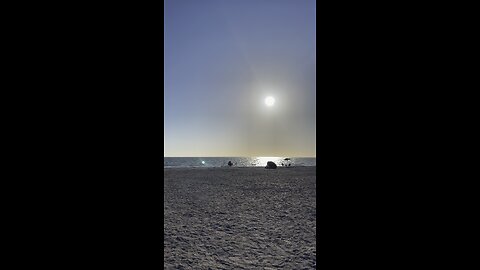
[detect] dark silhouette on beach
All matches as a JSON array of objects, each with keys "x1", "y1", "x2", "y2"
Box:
[{"x1": 265, "y1": 161, "x2": 277, "y2": 169}]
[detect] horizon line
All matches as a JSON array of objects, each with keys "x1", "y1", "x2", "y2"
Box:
[{"x1": 163, "y1": 156, "x2": 317, "y2": 158}]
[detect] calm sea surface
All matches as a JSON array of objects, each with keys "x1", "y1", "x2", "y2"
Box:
[{"x1": 164, "y1": 157, "x2": 316, "y2": 168}]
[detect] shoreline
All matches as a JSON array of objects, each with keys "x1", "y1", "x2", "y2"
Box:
[{"x1": 164, "y1": 166, "x2": 317, "y2": 170}]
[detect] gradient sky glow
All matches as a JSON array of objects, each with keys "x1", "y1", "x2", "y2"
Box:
[{"x1": 165, "y1": 0, "x2": 316, "y2": 157}]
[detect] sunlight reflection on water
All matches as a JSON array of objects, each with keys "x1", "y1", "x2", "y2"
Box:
[{"x1": 164, "y1": 157, "x2": 315, "y2": 168}]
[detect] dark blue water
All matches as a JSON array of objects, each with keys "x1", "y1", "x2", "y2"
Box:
[{"x1": 164, "y1": 157, "x2": 316, "y2": 168}]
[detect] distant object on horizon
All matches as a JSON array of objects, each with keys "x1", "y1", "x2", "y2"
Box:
[
  {"x1": 282, "y1": 158, "x2": 292, "y2": 167},
  {"x1": 265, "y1": 161, "x2": 277, "y2": 169},
  {"x1": 228, "y1": 161, "x2": 233, "y2": 167}
]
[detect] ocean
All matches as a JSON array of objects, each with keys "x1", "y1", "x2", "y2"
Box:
[{"x1": 164, "y1": 157, "x2": 316, "y2": 168}]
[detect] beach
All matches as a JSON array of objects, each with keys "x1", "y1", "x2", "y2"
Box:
[{"x1": 164, "y1": 167, "x2": 317, "y2": 269}]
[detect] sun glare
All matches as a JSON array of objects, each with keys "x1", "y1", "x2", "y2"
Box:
[{"x1": 265, "y1": 96, "x2": 275, "y2": 107}]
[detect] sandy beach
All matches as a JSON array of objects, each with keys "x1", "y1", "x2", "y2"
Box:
[{"x1": 164, "y1": 167, "x2": 317, "y2": 269}]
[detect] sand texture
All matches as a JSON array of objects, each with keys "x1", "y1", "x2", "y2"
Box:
[{"x1": 164, "y1": 167, "x2": 316, "y2": 269}]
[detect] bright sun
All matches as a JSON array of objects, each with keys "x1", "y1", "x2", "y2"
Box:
[{"x1": 265, "y1": 96, "x2": 275, "y2": 107}]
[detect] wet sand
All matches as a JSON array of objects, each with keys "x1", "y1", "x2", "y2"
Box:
[{"x1": 164, "y1": 167, "x2": 317, "y2": 269}]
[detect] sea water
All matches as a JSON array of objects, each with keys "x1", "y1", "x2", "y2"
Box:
[{"x1": 164, "y1": 157, "x2": 316, "y2": 168}]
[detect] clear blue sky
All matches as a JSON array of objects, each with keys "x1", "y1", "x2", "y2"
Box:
[{"x1": 165, "y1": 0, "x2": 316, "y2": 157}]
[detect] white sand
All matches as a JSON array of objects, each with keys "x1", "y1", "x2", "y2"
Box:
[{"x1": 164, "y1": 167, "x2": 316, "y2": 269}]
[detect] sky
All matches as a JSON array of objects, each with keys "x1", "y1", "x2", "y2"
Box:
[{"x1": 164, "y1": 0, "x2": 316, "y2": 157}]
